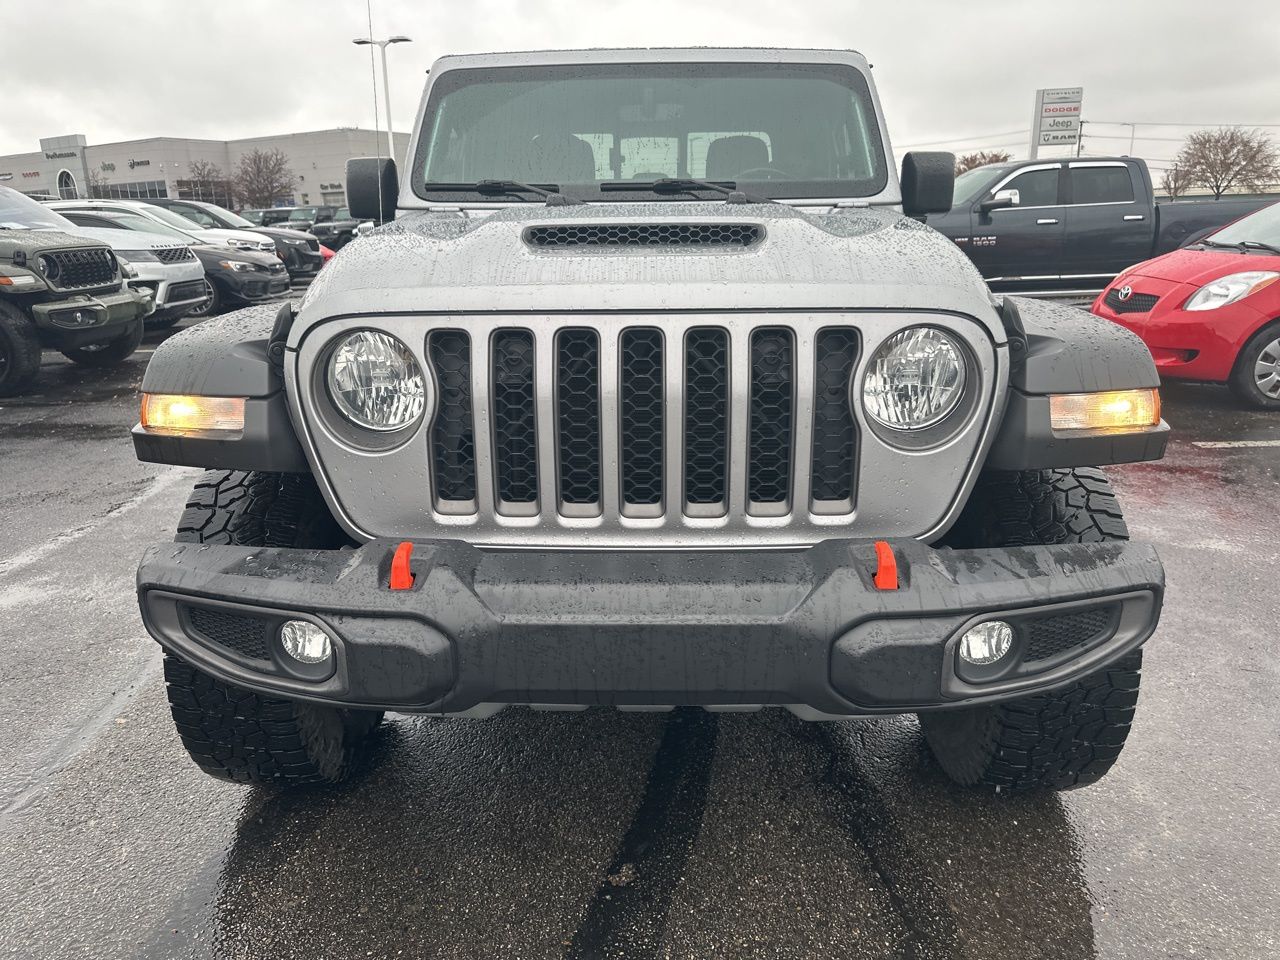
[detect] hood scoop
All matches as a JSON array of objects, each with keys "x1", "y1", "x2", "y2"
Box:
[{"x1": 523, "y1": 222, "x2": 762, "y2": 250}]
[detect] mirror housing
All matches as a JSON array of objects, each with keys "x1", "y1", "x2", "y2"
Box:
[
  {"x1": 900, "y1": 151, "x2": 955, "y2": 218},
  {"x1": 346, "y1": 157, "x2": 398, "y2": 223},
  {"x1": 979, "y1": 189, "x2": 1019, "y2": 213}
]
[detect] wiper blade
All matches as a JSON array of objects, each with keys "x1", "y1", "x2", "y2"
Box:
[
  {"x1": 423, "y1": 180, "x2": 582, "y2": 206},
  {"x1": 601, "y1": 178, "x2": 778, "y2": 205},
  {"x1": 1197, "y1": 238, "x2": 1248, "y2": 252},
  {"x1": 1240, "y1": 240, "x2": 1280, "y2": 256}
]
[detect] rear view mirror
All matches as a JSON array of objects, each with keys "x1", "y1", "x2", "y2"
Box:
[
  {"x1": 346, "y1": 157, "x2": 398, "y2": 223},
  {"x1": 979, "y1": 189, "x2": 1019, "y2": 213},
  {"x1": 900, "y1": 151, "x2": 955, "y2": 218}
]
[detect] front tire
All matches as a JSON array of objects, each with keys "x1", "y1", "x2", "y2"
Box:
[
  {"x1": 185, "y1": 279, "x2": 220, "y2": 318},
  {"x1": 0, "y1": 301, "x2": 42, "y2": 397},
  {"x1": 164, "y1": 470, "x2": 382, "y2": 787},
  {"x1": 1228, "y1": 321, "x2": 1280, "y2": 410},
  {"x1": 922, "y1": 468, "x2": 1145, "y2": 792}
]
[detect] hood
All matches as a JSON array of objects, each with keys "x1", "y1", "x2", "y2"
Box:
[
  {"x1": 0, "y1": 228, "x2": 103, "y2": 255},
  {"x1": 296, "y1": 202, "x2": 1002, "y2": 339},
  {"x1": 191, "y1": 244, "x2": 282, "y2": 267},
  {"x1": 192, "y1": 226, "x2": 274, "y2": 246},
  {"x1": 66, "y1": 227, "x2": 189, "y2": 251},
  {"x1": 253, "y1": 226, "x2": 314, "y2": 241},
  {"x1": 1128, "y1": 247, "x2": 1280, "y2": 285}
]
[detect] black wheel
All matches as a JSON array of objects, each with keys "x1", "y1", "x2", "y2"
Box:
[
  {"x1": 185, "y1": 279, "x2": 220, "y2": 318},
  {"x1": 0, "y1": 300, "x2": 42, "y2": 397},
  {"x1": 145, "y1": 313, "x2": 183, "y2": 330},
  {"x1": 60, "y1": 319, "x2": 144, "y2": 368},
  {"x1": 164, "y1": 470, "x2": 382, "y2": 787},
  {"x1": 1228, "y1": 321, "x2": 1280, "y2": 410},
  {"x1": 921, "y1": 468, "x2": 1144, "y2": 792}
]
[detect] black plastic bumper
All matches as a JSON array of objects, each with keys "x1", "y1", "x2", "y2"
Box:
[{"x1": 136, "y1": 538, "x2": 1163, "y2": 718}]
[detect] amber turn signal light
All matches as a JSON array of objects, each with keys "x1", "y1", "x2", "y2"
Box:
[
  {"x1": 140, "y1": 394, "x2": 246, "y2": 436},
  {"x1": 1048, "y1": 389, "x2": 1161, "y2": 433}
]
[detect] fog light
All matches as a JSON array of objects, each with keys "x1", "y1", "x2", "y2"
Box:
[
  {"x1": 958, "y1": 621, "x2": 1014, "y2": 665},
  {"x1": 279, "y1": 620, "x2": 332, "y2": 664}
]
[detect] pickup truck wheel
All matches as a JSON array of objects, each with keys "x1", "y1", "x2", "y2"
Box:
[
  {"x1": 0, "y1": 301, "x2": 42, "y2": 397},
  {"x1": 921, "y1": 468, "x2": 1143, "y2": 791},
  {"x1": 1228, "y1": 321, "x2": 1280, "y2": 410},
  {"x1": 60, "y1": 319, "x2": 144, "y2": 367},
  {"x1": 163, "y1": 470, "x2": 382, "y2": 787}
]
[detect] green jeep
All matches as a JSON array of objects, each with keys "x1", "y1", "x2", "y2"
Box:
[{"x1": 0, "y1": 186, "x2": 153, "y2": 397}]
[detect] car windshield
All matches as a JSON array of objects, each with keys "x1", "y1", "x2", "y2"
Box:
[
  {"x1": 137, "y1": 204, "x2": 208, "y2": 232},
  {"x1": 335, "y1": 208, "x2": 350, "y2": 220},
  {"x1": 953, "y1": 165, "x2": 1009, "y2": 206},
  {"x1": 102, "y1": 213, "x2": 197, "y2": 242},
  {"x1": 289, "y1": 207, "x2": 319, "y2": 220},
  {"x1": 0, "y1": 186, "x2": 77, "y2": 231},
  {"x1": 412, "y1": 61, "x2": 888, "y2": 202},
  {"x1": 241, "y1": 210, "x2": 264, "y2": 224},
  {"x1": 1207, "y1": 200, "x2": 1280, "y2": 248}
]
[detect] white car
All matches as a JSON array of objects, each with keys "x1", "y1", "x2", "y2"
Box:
[
  {"x1": 48, "y1": 199, "x2": 276, "y2": 255},
  {"x1": 33, "y1": 206, "x2": 208, "y2": 327}
]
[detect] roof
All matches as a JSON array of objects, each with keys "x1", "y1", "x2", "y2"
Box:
[{"x1": 430, "y1": 47, "x2": 870, "y2": 71}]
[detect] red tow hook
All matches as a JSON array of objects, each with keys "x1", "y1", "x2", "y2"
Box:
[
  {"x1": 390, "y1": 541, "x2": 415, "y2": 590},
  {"x1": 872, "y1": 540, "x2": 899, "y2": 591}
]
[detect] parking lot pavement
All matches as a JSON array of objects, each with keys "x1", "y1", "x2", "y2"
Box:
[{"x1": 0, "y1": 341, "x2": 1277, "y2": 960}]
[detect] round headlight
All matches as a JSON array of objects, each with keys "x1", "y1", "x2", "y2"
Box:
[
  {"x1": 863, "y1": 327, "x2": 966, "y2": 431},
  {"x1": 36, "y1": 254, "x2": 59, "y2": 281},
  {"x1": 326, "y1": 330, "x2": 426, "y2": 431}
]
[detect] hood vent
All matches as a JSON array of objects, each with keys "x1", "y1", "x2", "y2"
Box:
[{"x1": 524, "y1": 223, "x2": 762, "y2": 249}]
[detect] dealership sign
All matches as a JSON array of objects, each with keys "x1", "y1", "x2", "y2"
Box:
[{"x1": 1029, "y1": 87, "x2": 1083, "y2": 157}]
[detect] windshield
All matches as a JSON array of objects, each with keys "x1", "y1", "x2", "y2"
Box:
[
  {"x1": 103, "y1": 213, "x2": 196, "y2": 241},
  {"x1": 241, "y1": 210, "x2": 264, "y2": 224},
  {"x1": 0, "y1": 186, "x2": 77, "y2": 231},
  {"x1": 138, "y1": 204, "x2": 209, "y2": 232},
  {"x1": 412, "y1": 62, "x2": 887, "y2": 202},
  {"x1": 206, "y1": 204, "x2": 255, "y2": 228},
  {"x1": 953, "y1": 165, "x2": 1008, "y2": 206},
  {"x1": 336, "y1": 208, "x2": 350, "y2": 220},
  {"x1": 289, "y1": 207, "x2": 319, "y2": 220},
  {"x1": 1208, "y1": 200, "x2": 1280, "y2": 248}
]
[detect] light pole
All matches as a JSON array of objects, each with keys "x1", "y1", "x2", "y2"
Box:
[{"x1": 353, "y1": 35, "x2": 412, "y2": 161}]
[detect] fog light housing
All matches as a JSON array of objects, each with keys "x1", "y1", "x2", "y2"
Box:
[
  {"x1": 958, "y1": 621, "x2": 1014, "y2": 666},
  {"x1": 140, "y1": 393, "x2": 246, "y2": 436},
  {"x1": 279, "y1": 620, "x2": 332, "y2": 664}
]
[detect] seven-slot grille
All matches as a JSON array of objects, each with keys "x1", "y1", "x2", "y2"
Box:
[
  {"x1": 424, "y1": 324, "x2": 860, "y2": 519},
  {"x1": 42, "y1": 247, "x2": 117, "y2": 290},
  {"x1": 154, "y1": 246, "x2": 195, "y2": 264},
  {"x1": 525, "y1": 223, "x2": 762, "y2": 248}
]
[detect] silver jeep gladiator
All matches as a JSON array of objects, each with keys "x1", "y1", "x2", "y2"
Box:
[{"x1": 133, "y1": 48, "x2": 1168, "y2": 792}]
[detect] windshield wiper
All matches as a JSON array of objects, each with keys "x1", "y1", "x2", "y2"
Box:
[
  {"x1": 1197, "y1": 238, "x2": 1248, "y2": 252},
  {"x1": 1240, "y1": 240, "x2": 1280, "y2": 256},
  {"x1": 601, "y1": 178, "x2": 778, "y2": 205},
  {"x1": 423, "y1": 180, "x2": 582, "y2": 206}
]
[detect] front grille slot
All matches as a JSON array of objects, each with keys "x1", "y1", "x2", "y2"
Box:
[
  {"x1": 1023, "y1": 606, "x2": 1118, "y2": 662},
  {"x1": 427, "y1": 330, "x2": 476, "y2": 504},
  {"x1": 1103, "y1": 289, "x2": 1159, "y2": 314},
  {"x1": 684, "y1": 329, "x2": 731, "y2": 511},
  {"x1": 525, "y1": 223, "x2": 762, "y2": 249},
  {"x1": 748, "y1": 328, "x2": 795, "y2": 507},
  {"x1": 154, "y1": 246, "x2": 195, "y2": 264},
  {"x1": 620, "y1": 329, "x2": 664, "y2": 509},
  {"x1": 43, "y1": 247, "x2": 116, "y2": 290},
  {"x1": 556, "y1": 329, "x2": 602, "y2": 509},
  {"x1": 810, "y1": 329, "x2": 860, "y2": 506},
  {"x1": 490, "y1": 330, "x2": 539, "y2": 508},
  {"x1": 185, "y1": 605, "x2": 272, "y2": 662}
]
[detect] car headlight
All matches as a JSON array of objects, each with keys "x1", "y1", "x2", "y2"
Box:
[
  {"x1": 117, "y1": 249, "x2": 159, "y2": 262},
  {"x1": 863, "y1": 327, "x2": 966, "y2": 431},
  {"x1": 326, "y1": 330, "x2": 426, "y2": 431},
  {"x1": 1184, "y1": 271, "x2": 1280, "y2": 311},
  {"x1": 218, "y1": 259, "x2": 257, "y2": 272},
  {"x1": 224, "y1": 238, "x2": 255, "y2": 250}
]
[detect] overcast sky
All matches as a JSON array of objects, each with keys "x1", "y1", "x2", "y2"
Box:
[{"x1": 3, "y1": 0, "x2": 1279, "y2": 173}]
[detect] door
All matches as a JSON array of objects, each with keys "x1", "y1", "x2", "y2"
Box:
[
  {"x1": 966, "y1": 163, "x2": 1064, "y2": 280},
  {"x1": 1061, "y1": 161, "x2": 1151, "y2": 278}
]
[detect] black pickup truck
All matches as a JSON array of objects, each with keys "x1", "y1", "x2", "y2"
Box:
[{"x1": 926, "y1": 156, "x2": 1273, "y2": 295}]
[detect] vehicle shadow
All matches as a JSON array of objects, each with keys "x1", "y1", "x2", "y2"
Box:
[{"x1": 196, "y1": 708, "x2": 1097, "y2": 960}]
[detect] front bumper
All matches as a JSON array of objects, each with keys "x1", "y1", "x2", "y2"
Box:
[
  {"x1": 216, "y1": 269, "x2": 292, "y2": 306},
  {"x1": 30, "y1": 287, "x2": 151, "y2": 346},
  {"x1": 137, "y1": 538, "x2": 1163, "y2": 718},
  {"x1": 280, "y1": 245, "x2": 324, "y2": 277}
]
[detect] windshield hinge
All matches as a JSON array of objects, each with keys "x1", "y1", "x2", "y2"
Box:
[
  {"x1": 999, "y1": 296, "x2": 1029, "y2": 370},
  {"x1": 267, "y1": 301, "x2": 294, "y2": 370}
]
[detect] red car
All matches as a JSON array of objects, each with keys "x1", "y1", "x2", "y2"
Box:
[{"x1": 1092, "y1": 200, "x2": 1280, "y2": 408}]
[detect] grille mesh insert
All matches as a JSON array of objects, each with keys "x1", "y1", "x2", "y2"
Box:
[
  {"x1": 748, "y1": 328, "x2": 794, "y2": 504},
  {"x1": 1103, "y1": 288, "x2": 1159, "y2": 314},
  {"x1": 620, "y1": 329, "x2": 664, "y2": 506},
  {"x1": 811, "y1": 330, "x2": 860, "y2": 503},
  {"x1": 1024, "y1": 606, "x2": 1116, "y2": 662},
  {"x1": 525, "y1": 223, "x2": 762, "y2": 248},
  {"x1": 557, "y1": 330, "x2": 602, "y2": 505},
  {"x1": 491, "y1": 330, "x2": 539, "y2": 504},
  {"x1": 428, "y1": 330, "x2": 476, "y2": 502},
  {"x1": 684, "y1": 329, "x2": 730, "y2": 506},
  {"x1": 154, "y1": 246, "x2": 195, "y2": 264},
  {"x1": 186, "y1": 605, "x2": 271, "y2": 662}
]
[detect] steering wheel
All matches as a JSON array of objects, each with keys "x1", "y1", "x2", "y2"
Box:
[{"x1": 733, "y1": 166, "x2": 795, "y2": 181}]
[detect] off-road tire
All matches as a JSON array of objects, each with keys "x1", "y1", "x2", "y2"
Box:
[
  {"x1": 0, "y1": 300, "x2": 42, "y2": 397},
  {"x1": 164, "y1": 470, "x2": 382, "y2": 787},
  {"x1": 1228, "y1": 320, "x2": 1280, "y2": 410},
  {"x1": 60, "y1": 318, "x2": 144, "y2": 367},
  {"x1": 922, "y1": 468, "x2": 1144, "y2": 791}
]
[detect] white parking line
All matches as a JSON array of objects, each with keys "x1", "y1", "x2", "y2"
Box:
[{"x1": 1192, "y1": 440, "x2": 1280, "y2": 449}]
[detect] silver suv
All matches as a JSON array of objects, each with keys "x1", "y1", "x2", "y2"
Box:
[{"x1": 132, "y1": 49, "x2": 1168, "y2": 793}]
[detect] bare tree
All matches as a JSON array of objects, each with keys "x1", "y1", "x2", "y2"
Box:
[
  {"x1": 186, "y1": 159, "x2": 225, "y2": 201},
  {"x1": 1174, "y1": 128, "x2": 1280, "y2": 200},
  {"x1": 955, "y1": 150, "x2": 1012, "y2": 176},
  {"x1": 1160, "y1": 164, "x2": 1191, "y2": 200},
  {"x1": 85, "y1": 167, "x2": 111, "y2": 199},
  {"x1": 233, "y1": 149, "x2": 297, "y2": 208}
]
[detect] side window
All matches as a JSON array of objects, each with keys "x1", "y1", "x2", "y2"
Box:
[
  {"x1": 999, "y1": 168, "x2": 1059, "y2": 207},
  {"x1": 1069, "y1": 166, "x2": 1134, "y2": 205}
]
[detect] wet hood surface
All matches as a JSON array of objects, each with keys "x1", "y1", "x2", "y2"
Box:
[{"x1": 295, "y1": 202, "x2": 1001, "y2": 336}]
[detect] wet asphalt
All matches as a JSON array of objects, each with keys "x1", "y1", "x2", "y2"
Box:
[{"x1": 0, "y1": 320, "x2": 1277, "y2": 960}]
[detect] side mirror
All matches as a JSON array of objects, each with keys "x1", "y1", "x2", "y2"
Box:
[
  {"x1": 979, "y1": 189, "x2": 1019, "y2": 213},
  {"x1": 346, "y1": 157, "x2": 398, "y2": 223},
  {"x1": 900, "y1": 151, "x2": 955, "y2": 217}
]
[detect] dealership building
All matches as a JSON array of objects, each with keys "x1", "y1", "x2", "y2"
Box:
[{"x1": 0, "y1": 128, "x2": 410, "y2": 208}]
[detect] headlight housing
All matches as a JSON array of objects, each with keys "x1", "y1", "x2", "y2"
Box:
[
  {"x1": 326, "y1": 330, "x2": 426, "y2": 431},
  {"x1": 862, "y1": 327, "x2": 966, "y2": 431},
  {"x1": 1184, "y1": 271, "x2": 1280, "y2": 311},
  {"x1": 224, "y1": 238, "x2": 255, "y2": 250},
  {"x1": 218, "y1": 259, "x2": 257, "y2": 272}
]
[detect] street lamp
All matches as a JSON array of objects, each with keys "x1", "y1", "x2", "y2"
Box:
[{"x1": 352, "y1": 35, "x2": 412, "y2": 160}]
